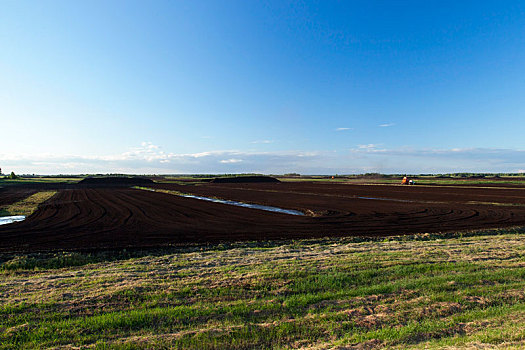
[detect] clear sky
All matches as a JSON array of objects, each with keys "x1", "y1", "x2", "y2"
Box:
[{"x1": 2, "y1": 0, "x2": 525, "y2": 174}]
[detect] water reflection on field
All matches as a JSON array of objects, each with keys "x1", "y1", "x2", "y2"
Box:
[
  {"x1": 180, "y1": 194, "x2": 305, "y2": 216},
  {"x1": 0, "y1": 216, "x2": 26, "y2": 225}
]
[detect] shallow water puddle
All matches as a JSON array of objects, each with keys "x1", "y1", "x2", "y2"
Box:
[
  {"x1": 0, "y1": 215, "x2": 26, "y2": 225},
  {"x1": 179, "y1": 194, "x2": 305, "y2": 216}
]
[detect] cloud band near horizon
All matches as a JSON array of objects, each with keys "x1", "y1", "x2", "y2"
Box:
[{"x1": 2, "y1": 142, "x2": 525, "y2": 175}]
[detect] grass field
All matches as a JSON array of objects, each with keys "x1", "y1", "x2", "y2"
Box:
[
  {"x1": 0, "y1": 191, "x2": 57, "y2": 217},
  {"x1": 0, "y1": 177, "x2": 81, "y2": 186},
  {"x1": 2, "y1": 229, "x2": 525, "y2": 349}
]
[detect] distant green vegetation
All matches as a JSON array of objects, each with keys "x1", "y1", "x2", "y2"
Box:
[
  {"x1": 1, "y1": 173, "x2": 524, "y2": 186},
  {"x1": 3, "y1": 229, "x2": 525, "y2": 348},
  {"x1": 0, "y1": 177, "x2": 81, "y2": 186},
  {"x1": 275, "y1": 173, "x2": 525, "y2": 186}
]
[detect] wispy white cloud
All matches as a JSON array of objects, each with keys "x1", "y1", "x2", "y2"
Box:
[
  {"x1": 250, "y1": 140, "x2": 274, "y2": 144},
  {"x1": 220, "y1": 158, "x2": 243, "y2": 164},
  {"x1": 335, "y1": 127, "x2": 353, "y2": 131},
  {"x1": 379, "y1": 123, "x2": 395, "y2": 127},
  {"x1": 3, "y1": 143, "x2": 525, "y2": 174},
  {"x1": 0, "y1": 143, "x2": 326, "y2": 174},
  {"x1": 356, "y1": 144, "x2": 383, "y2": 151},
  {"x1": 346, "y1": 146, "x2": 525, "y2": 173}
]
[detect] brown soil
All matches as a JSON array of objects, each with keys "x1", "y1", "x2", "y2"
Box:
[
  {"x1": 2, "y1": 181, "x2": 525, "y2": 252},
  {"x1": 78, "y1": 177, "x2": 154, "y2": 186},
  {"x1": 210, "y1": 176, "x2": 280, "y2": 183},
  {"x1": 0, "y1": 187, "x2": 38, "y2": 207}
]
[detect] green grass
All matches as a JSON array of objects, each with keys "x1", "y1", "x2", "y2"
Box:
[
  {"x1": 0, "y1": 177, "x2": 81, "y2": 186},
  {"x1": 3, "y1": 231, "x2": 525, "y2": 348},
  {"x1": 0, "y1": 191, "x2": 57, "y2": 217}
]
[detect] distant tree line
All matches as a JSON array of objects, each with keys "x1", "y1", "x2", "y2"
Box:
[{"x1": 6, "y1": 172, "x2": 19, "y2": 179}]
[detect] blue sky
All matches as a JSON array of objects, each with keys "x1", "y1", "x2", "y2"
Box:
[{"x1": 2, "y1": 0, "x2": 525, "y2": 174}]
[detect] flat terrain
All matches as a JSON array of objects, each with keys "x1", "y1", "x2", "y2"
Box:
[
  {"x1": 2, "y1": 232, "x2": 525, "y2": 349},
  {"x1": 3, "y1": 180, "x2": 525, "y2": 251},
  {"x1": 3, "y1": 178, "x2": 525, "y2": 348},
  {"x1": 0, "y1": 187, "x2": 38, "y2": 207}
]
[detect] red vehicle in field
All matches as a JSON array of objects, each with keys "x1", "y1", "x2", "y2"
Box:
[{"x1": 402, "y1": 177, "x2": 415, "y2": 185}]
